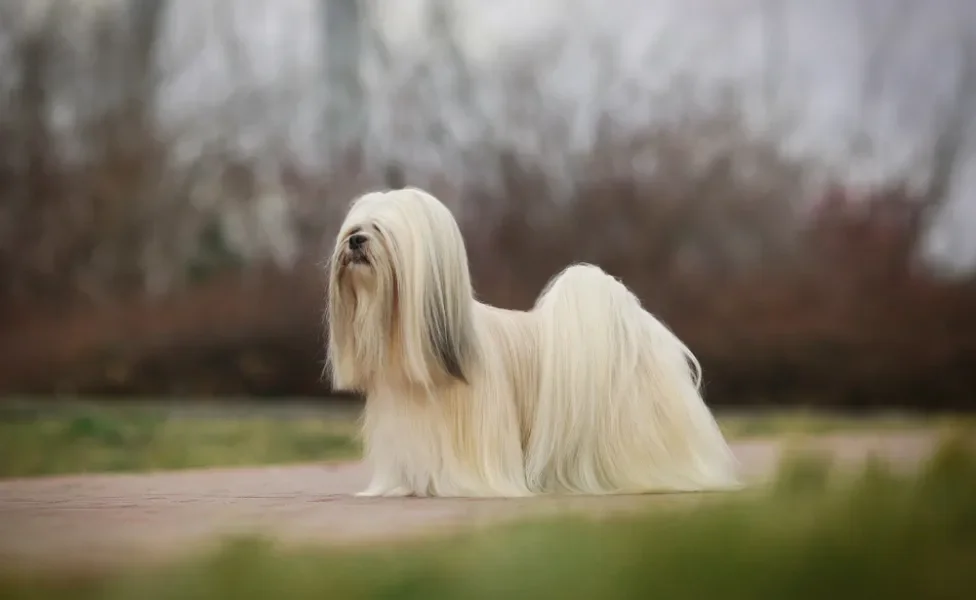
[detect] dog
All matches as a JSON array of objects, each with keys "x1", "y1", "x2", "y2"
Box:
[{"x1": 326, "y1": 187, "x2": 740, "y2": 497}]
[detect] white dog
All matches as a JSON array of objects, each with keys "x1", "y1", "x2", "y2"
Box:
[{"x1": 326, "y1": 187, "x2": 740, "y2": 497}]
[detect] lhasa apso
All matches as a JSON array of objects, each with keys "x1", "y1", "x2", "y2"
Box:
[{"x1": 327, "y1": 187, "x2": 739, "y2": 497}]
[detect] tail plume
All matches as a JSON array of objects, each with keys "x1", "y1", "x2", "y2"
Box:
[{"x1": 524, "y1": 263, "x2": 739, "y2": 494}]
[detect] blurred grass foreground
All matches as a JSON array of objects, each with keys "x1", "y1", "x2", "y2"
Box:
[
  {"x1": 1, "y1": 405, "x2": 972, "y2": 478},
  {"x1": 2, "y1": 437, "x2": 975, "y2": 600}
]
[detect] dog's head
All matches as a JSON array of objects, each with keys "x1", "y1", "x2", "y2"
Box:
[
  {"x1": 326, "y1": 188, "x2": 474, "y2": 391},
  {"x1": 333, "y1": 218, "x2": 390, "y2": 292}
]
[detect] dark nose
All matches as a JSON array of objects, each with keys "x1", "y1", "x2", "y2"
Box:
[{"x1": 348, "y1": 233, "x2": 368, "y2": 251}]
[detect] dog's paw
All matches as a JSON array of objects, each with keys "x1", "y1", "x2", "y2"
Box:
[
  {"x1": 355, "y1": 485, "x2": 413, "y2": 498},
  {"x1": 382, "y1": 485, "x2": 414, "y2": 497}
]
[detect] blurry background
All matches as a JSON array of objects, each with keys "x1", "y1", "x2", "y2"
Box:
[{"x1": 1, "y1": 0, "x2": 975, "y2": 411}]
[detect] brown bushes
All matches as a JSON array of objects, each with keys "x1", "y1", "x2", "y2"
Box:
[
  {"x1": 1, "y1": 87, "x2": 973, "y2": 409},
  {"x1": 0, "y1": 261, "x2": 326, "y2": 397},
  {"x1": 2, "y1": 158, "x2": 975, "y2": 410}
]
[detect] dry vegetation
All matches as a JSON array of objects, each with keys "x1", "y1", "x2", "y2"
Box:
[
  {"x1": 1, "y1": 2, "x2": 974, "y2": 410},
  {"x1": 3, "y1": 140, "x2": 974, "y2": 409}
]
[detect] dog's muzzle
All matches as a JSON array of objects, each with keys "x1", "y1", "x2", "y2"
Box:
[{"x1": 340, "y1": 233, "x2": 370, "y2": 266}]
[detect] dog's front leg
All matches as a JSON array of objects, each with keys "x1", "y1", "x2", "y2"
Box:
[
  {"x1": 355, "y1": 482, "x2": 414, "y2": 498},
  {"x1": 355, "y1": 464, "x2": 415, "y2": 497}
]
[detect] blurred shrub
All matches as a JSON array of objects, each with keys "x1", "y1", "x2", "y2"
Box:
[{"x1": 2, "y1": 159, "x2": 974, "y2": 409}]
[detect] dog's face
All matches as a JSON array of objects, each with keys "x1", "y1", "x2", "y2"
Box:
[
  {"x1": 332, "y1": 192, "x2": 404, "y2": 292},
  {"x1": 327, "y1": 188, "x2": 473, "y2": 389},
  {"x1": 336, "y1": 224, "x2": 375, "y2": 276},
  {"x1": 333, "y1": 219, "x2": 394, "y2": 293}
]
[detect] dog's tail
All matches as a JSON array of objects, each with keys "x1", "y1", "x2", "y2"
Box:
[{"x1": 525, "y1": 263, "x2": 740, "y2": 494}]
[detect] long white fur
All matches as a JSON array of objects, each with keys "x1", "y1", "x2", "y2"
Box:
[{"x1": 326, "y1": 187, "x2": 740, "y2": 497}]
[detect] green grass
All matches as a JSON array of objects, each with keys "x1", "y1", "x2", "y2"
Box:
[
  {"x1": 2, "y1": 435, "x2": 974, "y2": 599},
  {"x1": 0, "y1": 409, "x2": 360, "y2": 478},
  {"x1": 0, "y1": 406, "x2": 970, "y2": 479},
  {"x1": 716, "y1": 409, "x2": 975, "y2": 439}
]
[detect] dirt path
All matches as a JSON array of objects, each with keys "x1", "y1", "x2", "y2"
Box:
[{"x1": 0, "y1": 431, "x2": 945, "y2": 571}]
